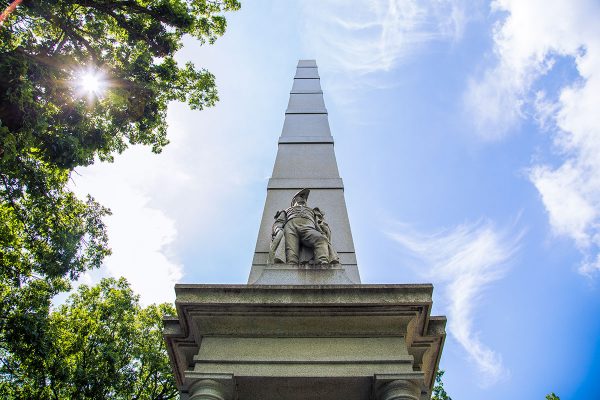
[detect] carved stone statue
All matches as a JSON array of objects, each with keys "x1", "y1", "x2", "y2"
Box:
[{"x1": 269, "y1": 189, "x2": 339, "y2": 265}]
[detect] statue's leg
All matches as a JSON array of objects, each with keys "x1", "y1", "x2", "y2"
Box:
[
  {"x1": 313, "y1": 239, "x2": 330, "y2": 264},
  {"x1": 284, "y1": 221, "x2": 300, "y2": 264},
  {"x1": 297, "y1": 224, "x2": 329, "y2": 264}
]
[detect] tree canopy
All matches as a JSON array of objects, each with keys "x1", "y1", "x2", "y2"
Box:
[
  {"x1": 0, "y1": 0, "x2": 240, "y2": 281},
  {"x1": 0, "y1": 0, "x2": 239, "y2": 395},
  {"x1": 0, "y1": 278, "x2": 177, "y2": 399}
]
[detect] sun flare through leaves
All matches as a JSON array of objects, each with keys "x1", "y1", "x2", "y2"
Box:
[{"x1": 74, "y1": 69, "x2": 106, "y2": 100}]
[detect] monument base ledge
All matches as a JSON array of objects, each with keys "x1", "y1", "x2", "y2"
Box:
[
  {"x1": 248, "y1": 262, "x2": 360, "y2": 284},
  {"x1": 164, "y1": 284, "x2": 446, "y2": 400}
]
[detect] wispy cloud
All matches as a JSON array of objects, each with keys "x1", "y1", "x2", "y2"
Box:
[
  {"x1": 388, "y1": 220, "x2": 522, "y2": 385},
  {"x1": 302, "y1": 0, "x2": 467, "y2": 76},
  {"x1": 464, "y1": 0, "x2": 600, "y2": 275}
]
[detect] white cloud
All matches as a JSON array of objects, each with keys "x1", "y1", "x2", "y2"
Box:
[
  {"x1": 530, "y1": 163, "x2": 596, "y2": 247},
  {"x1": 68, "y1": 94, "x2": 269, "y2": 304},
  {"x1": 71, "y1": 147, "x2": 184, "y2": 306},
  {"x1": 302, "y1": 0, "x2": 467, "y2": 76},
  {"x1": 388, "y1": 220, "x2": 522, "y2": 385},
  {"x1": 465, "y1": 0, "x2": 600, "y2": 275}
]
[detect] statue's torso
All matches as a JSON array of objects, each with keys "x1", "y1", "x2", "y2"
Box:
[{"x1": 285, "y1": 205, "x2": 316, "y2": 224}]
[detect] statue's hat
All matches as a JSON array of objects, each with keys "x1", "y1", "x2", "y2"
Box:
[{"x1": 291, "y1": 188, "x2": 310, "y2": 206}]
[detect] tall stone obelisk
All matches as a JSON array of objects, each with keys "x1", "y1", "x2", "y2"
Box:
[
  {"x1": 164, "y1": 60, "x2": 446, "y2": 400},
  {"x1": 249, "y1": 59, "x2": 359, "y2": 285}
]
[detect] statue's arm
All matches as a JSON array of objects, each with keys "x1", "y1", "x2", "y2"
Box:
[
  {"x1": 272, "y1": 210, "x2": 286, "y2": 238},
  {"x1": 313, "y1": 208, "x2": 331, "y2": 239}
]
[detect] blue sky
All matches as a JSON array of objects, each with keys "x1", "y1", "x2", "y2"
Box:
[{"x1": 71, "y1": 1, "x2": 600, "y2": 399}]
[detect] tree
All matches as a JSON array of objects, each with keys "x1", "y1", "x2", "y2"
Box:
[
  {"x1": 0, "y1": 278, "x2": 177, "y2": 399},
  {"x1": 0, "y1": 0, "x2": 239, "y2": 394},
  {"x1": 546, "y1": 394, "x2": 560, "y2": 400},
  {"x1": 431, "y1": 369, "x2": 452, "y2": 400}
]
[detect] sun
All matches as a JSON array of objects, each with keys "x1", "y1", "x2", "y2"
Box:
[
  {"x1": 81, "y1": 73, "x2": 101, "y2": 93},
  {"x1": 74, "y1": 69, "x2": 106, "y2": 99}
]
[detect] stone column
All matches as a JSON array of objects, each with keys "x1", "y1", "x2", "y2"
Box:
[
  {"x1": 188, "y1": 379, "x2": 230, "y2": 400},
  {"x1": 377, "y1": 379, "x2": 420, "y2": 400}
]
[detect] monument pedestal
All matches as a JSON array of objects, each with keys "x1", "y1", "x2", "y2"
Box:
[{"x1": 164, "y1": 284, "x2": 445, "y2": 400}]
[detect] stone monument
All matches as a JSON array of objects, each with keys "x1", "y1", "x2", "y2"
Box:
[{"x1": 164, "y1": 60, "x2": 446, "y2": 400}]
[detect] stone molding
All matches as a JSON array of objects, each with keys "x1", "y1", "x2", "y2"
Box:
[
  {"x1": 267, "y1": 178, "x2": 344, "y2": 189},
  {"x1": 278, "y1": 136, "x2": 334, "y2": 143}
]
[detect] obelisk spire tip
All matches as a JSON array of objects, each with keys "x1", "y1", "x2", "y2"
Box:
[{"x1": 297, "y1": 59, "x2": 317, "y2": 68}]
